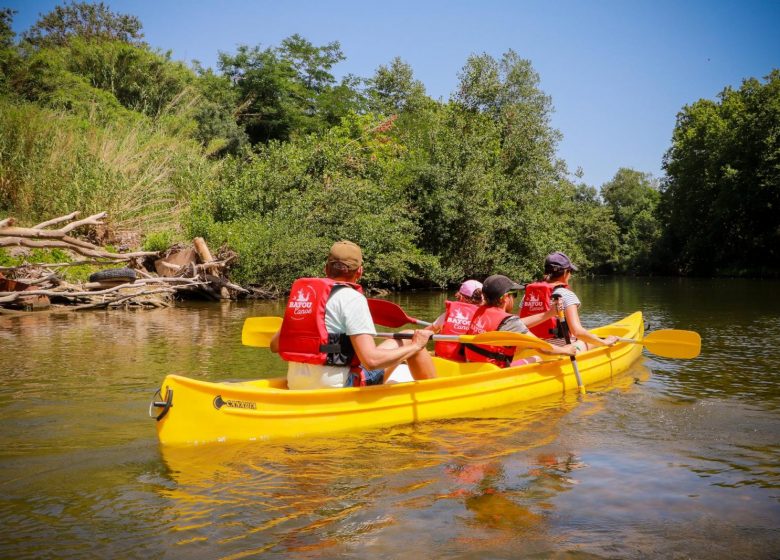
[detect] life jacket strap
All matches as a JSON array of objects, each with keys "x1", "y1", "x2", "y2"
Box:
[{"x1": 462, "y1": 343, "x2": 512, "y2": 366}]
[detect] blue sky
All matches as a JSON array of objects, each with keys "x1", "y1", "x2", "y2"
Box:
[{"x1": 8, "y1": 0, "x2": 779, "y2": 188}]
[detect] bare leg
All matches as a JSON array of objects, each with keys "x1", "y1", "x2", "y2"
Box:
[
  {"x1": 378, "y1": 332, "x2": 437, "y2": 382},
  {"x1": 406, "y1": 341, "x2": 436, "y2": 380}
]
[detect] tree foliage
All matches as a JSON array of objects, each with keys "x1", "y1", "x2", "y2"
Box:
[
  {"x1": 601, "y1": 168, "x2": 660, "y2": 273},
  {"x1": 660, "y1": 70, "x2": 780, "y2": 275},
  {"x1": 22, "y1": 1, "x2": 144, "y2": 47},
  {"x1": 366, "y1": 57, "x2": 427, "y2": 115},
  {"x1": 13, "y1": 2, "x2": 776, "y2": 290},
  {"x1": 218, "y1": 35, "x2": 360, "y2": 144}
]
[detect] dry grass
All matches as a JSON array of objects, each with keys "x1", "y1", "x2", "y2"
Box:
[{"x1": 0, "y1": 98, "x2": 217, "y2": 244}]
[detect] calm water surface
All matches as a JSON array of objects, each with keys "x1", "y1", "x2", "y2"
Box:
[{"x1": 1, "y1": 277, "x2": 779, "y2": 558}]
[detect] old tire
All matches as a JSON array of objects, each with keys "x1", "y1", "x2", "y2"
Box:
[{"x1": 88, "y1": 267, "x2": 137, "y2": 283}]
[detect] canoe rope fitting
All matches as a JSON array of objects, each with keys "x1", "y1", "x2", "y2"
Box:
[{"x1": 149, "y1": 387, "x2": 173, "y2": 421}]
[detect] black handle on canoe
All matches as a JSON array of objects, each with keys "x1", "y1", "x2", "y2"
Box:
[{"x1": 149, "y1": 387, "x2": 173, "y2": 421}]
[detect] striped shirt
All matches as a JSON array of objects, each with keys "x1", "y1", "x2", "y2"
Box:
[{"x1": 548, "y1": 287, "x2": 581, "y2": 346}]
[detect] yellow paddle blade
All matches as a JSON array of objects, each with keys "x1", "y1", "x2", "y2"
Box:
[
  {"x1": 641, "y1": 329, "x2": 701, "y2": 359},
  {"x1": 463, "y1": 331, "x2": 554, "y2": 352},
  {"x1": 241, "y1": 316, "x2": 283, "y2": 347}
]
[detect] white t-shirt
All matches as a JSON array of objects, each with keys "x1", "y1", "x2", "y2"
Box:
[{"x1": 286, "y1": 287, "x2": 377, "y2": 390}]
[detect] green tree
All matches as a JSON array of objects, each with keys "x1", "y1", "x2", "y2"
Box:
[
  {"x1": 455, "y1": 50, "x2": 561, "y2": 180},
  {"x1": 22, "y1": 1, "x2": 144, "y2": 47},
  {"x1": 65, "y1": 38, "x2": 193, "y2": 117},
  {"x1": 660, "y1": 70, "x2": 780, "y2": 275},
  {"x1": 191, "y1": 112, "x2": 439, "y2": 288},
  {"x1": 0, "y1": 8, "x2": 19, "y2": 95},
  {"x1": 219, "y1": 35, "x2": 358, "y2": 144},
  {"x1": 0, "y1": 7, "x2": 14, "y2": 48},
  {"x1": 601, "y1": 168, "x2": 661, "y2": 273},
  {"x1": 367, "y1": 57, "x2": 427, "y2": 115},
  {"x1": 191, "y1": 63, "x2": 247, "y2": 155}
]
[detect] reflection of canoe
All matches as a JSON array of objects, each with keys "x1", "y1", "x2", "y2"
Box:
[{"x1": 151, "y1": 312, "x2": 644, "y2": 446}]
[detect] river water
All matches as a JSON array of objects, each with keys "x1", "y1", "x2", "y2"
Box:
[{"x1": 1, "y1": 277, "x2": 778, "y2": 558}]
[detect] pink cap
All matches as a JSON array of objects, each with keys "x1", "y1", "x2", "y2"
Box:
[{"x1": 458, "y1": 279, "x2": 483, "y2": 298}]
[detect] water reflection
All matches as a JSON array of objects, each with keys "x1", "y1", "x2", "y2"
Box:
[
  {"x1": 156, "y1": 396, "x2": 581, "y2": 557},
  {"x1": 2, "y1": 278, "x2": 780, "y2": 558}
]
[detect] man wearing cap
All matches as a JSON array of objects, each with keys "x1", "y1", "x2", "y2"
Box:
[
  {"x1": 521, "y1": 251, "x2": 618, "y2": 350},
  {"x1": 463, "y1": 274, "x2": 576, "y2": 367},
  {"x1": 270, "y1": 240, "x2": 436, "y2": 389},
  {"x1": 431, "y1": 280, "x2": 484, "y2": 361}
]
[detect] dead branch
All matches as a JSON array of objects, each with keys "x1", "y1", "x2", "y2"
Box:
[
  {"x1": 60, "y1": 212, "x2": 108, "y2": 234},
  {"x1": 1, "y1": 211, "x2": 256, "y2": 313},
  {"x1": 71, "y1": 288, "x2": 176, "y2": 311},
  {"x1": 1, "y1": 211, "x2": 156, "y2": 262},
  {"x1": 0, "y1": 277, "x2": 207, "y2": 302},
  {"x1": 0, "y1": 237, "x2": 158, "y2": 260},
  {"x1": 33, "y1": 211, "x2": 80, "y2": 229}
]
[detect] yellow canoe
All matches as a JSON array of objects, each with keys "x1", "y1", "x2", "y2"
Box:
[{"x1": 150, "y1": 311, "x2": 644, "y2": 446}]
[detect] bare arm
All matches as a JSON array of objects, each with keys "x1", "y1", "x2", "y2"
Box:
[
  {"x1": 350, "y1": 330, "x2": 433, "y2": 371},
  {"x1": 269, "y1": 329, "x2": 280, "y2": 353},
  {"x1": 564, "y1": 305, "x2": 617, "y2": 347},
  {"x1": 519, "y1": 306, "x2": 558, "y2": 328}
]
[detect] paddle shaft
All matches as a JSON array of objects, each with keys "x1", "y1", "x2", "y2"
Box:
[
  {"x1": 553, "y1": 295, "x2": 586, "y2": 395},
  {"x1": 377, "y1": 332, "x2": 464, "y2": 342},
  {"x1": 375, "y1": 331, "x2": 552, "y2": 351}
]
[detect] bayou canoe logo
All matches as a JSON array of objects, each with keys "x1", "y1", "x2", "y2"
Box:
[
  {"x1": 213, "y1": 395, "x2": 257, "y2": 410},
  {"x1": 446, "y1": 309, "x2": 473, "y2": 333},
  {"x1": 524, "y1": 292, "x2": 545, "y2": 313},
  {"x1": 287, "y1": 285, "x2": 316, "y2": 320},
  {"x1": 471, "y1": 316, "x2": 488, "y2": 334}
]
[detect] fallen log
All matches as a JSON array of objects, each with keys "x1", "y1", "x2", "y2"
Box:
[
  {"x1": 1, "y1": 211, "x2": 255, "y2": 312},
  {"x1": 0, "y1": 211, "x2": 159, "y2": 262}
]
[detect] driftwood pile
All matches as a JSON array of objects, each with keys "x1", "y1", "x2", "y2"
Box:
[{"x1": 0, "y1": 211, "x2": 251, "y2": 314}]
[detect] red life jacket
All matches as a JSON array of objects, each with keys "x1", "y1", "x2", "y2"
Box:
[
  {"x1": 434, "y1": 300, "x2": 479, "y2": 361},
  {"x1": 519, "y1": 281, "x2": 568, "y2": 339},
  {"x1": 278, "y1": 277, "x2": 363, "y2": 366},
  {"x1": 463, "y1": 306, "x2": 515, "y2": 367}
]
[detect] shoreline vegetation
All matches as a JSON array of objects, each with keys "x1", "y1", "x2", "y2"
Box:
[{"x1": 1, "y1": 3, "x2": 778, "y2": 303}]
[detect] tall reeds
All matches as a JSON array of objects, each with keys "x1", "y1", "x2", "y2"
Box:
[{"x1": 0, "y1": 97, "x2": 217, "y2": 242}]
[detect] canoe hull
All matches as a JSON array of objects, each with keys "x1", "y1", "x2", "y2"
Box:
[{"x1": 153, "y1": 312, "x2": 644, "y2": 446}]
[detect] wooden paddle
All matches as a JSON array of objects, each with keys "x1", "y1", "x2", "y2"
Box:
[
  {"x1": 241, "y1": 316, "x2": 553, "y2": 352},
  {"x1": 616, "y1": 329, "x2": 701, "y2": 359},
  {"x1": 367, "y1": 298, "x2": 432, "y2": 327}
]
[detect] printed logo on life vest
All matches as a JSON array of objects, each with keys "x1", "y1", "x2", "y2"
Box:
[
  {"x1": 213, "y1": 395, "x2": 257, "y2": 410},
  {"x1": 472, "y1": 317, "x2": 488, "y2": 334},
  {"x1": 288, "y1": 285, "x2": 317, "y2": 319},
  {"x1": 524, "y1": 293, "x2": 544, "y2": 312},
  {"x1": 446, "y1": 309, "x2": 472, "y2": 332}
]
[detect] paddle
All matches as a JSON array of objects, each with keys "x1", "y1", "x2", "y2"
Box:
[
  {"x1": 376, "y1": 330, "x2": 554, "y2": 351},
  {"x1": 367, "y1": 298, "x2": 432, "y2": 327},
  {"x1": 616, "y1": 329, "x2": 701, "y2": 359},
  {"x1": 552, "y1": 294, "x2": 586, "y2": 395},
  {"x1": 241, "y1": 316, "x2": 553, "y2": 352},
  {"x1": 241, "y1": 316, "x2": 282, "y2": 348}
]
